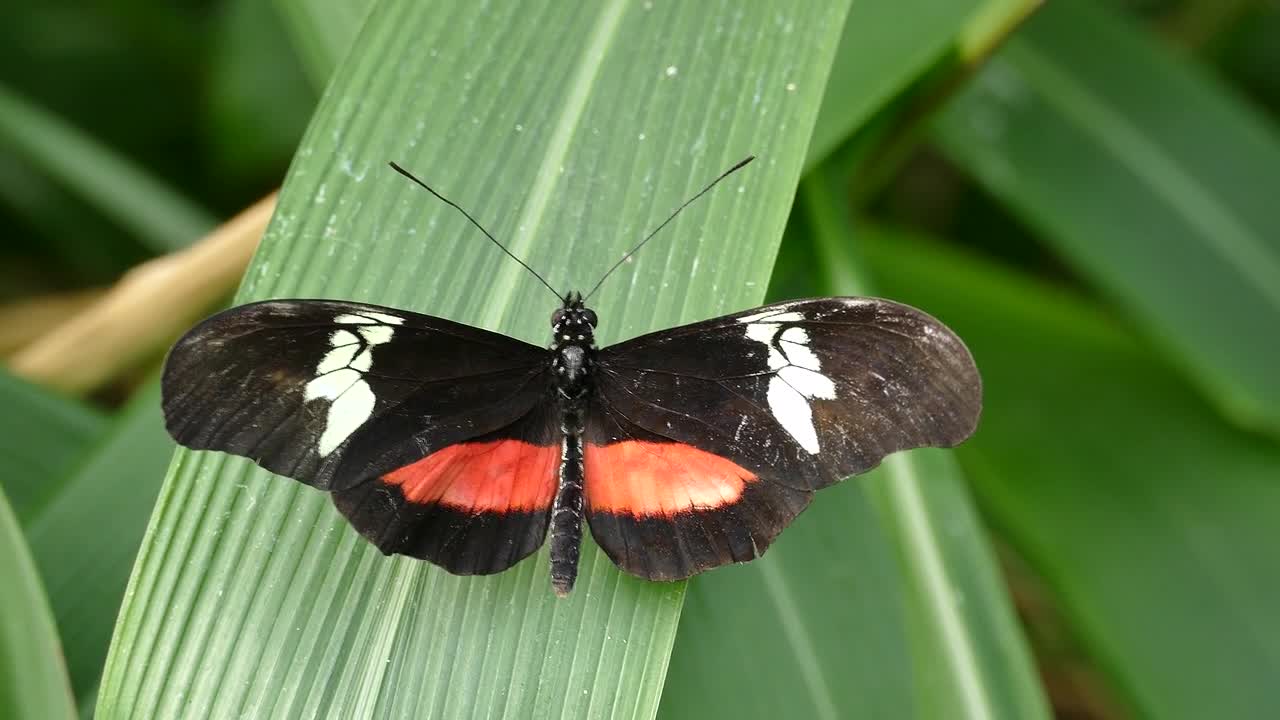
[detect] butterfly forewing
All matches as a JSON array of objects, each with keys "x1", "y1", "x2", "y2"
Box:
[
  {"x1": 162, "y1": 299, "x2": 553, "y2": 491},
  {"x1": 583, "y1": 297, "x2": 981, "y2": 580}
]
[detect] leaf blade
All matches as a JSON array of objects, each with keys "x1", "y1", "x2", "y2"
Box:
[
  {"x1": 0, "y1": 369, "x2": 106, "y2": 522},
  {"x1": 933, "y1": 0, "x2": 1280, "y2": 434},
  {"x1": 0, "y1": 83, "x2": 214, "y2": 251},
  {"x1": 0, "y1": 487, "x2": 78, "y2": 720}
]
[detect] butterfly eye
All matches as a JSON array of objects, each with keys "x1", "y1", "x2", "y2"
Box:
[
  {"x1": 551, "y1": 309, "x2": 566, "y2": 327},
  {"x1": 582, "y1": 309, "x2": 598, "y2": 327}
]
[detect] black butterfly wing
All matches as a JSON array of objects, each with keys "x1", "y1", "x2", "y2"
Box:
[
  {"x1": 162, "y1": 299, "x2": 560, "y2": 574},
  {"x1": 583, "y1": 297, "x2": 981, "y2": 581}
]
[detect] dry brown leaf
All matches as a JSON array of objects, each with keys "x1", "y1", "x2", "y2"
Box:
[{"x1": 8, "y1": 193, "x2": 276, "y2": 394}]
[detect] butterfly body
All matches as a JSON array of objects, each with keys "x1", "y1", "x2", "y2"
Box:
[{"x1": 548, "y1": 291, "x2": 596, "y2": 595}]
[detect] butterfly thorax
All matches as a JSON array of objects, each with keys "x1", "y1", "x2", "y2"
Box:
[
  {"x1": 548, "y1": 291, "x2": 597, "y2": 595},
  {"x1": 550, "y1": 291, "x2": 598, "y2": 409}
]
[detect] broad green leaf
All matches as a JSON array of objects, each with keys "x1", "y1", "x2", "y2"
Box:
[
  {"x1": 23, "y1": 381, "x2": 171, "y2": 714},
  {"x1": 0, "y1": 83, "x2": 214, "y2": 252},
  {"x1": 98, "y1": 2, "x2": 851, "y2": 718},
  {"x1": 274, "y1": 0, "x2": 1015, "y2": 177},
  {"x1": 0, "y1": 369, "x2": 105, "y2": 522},
  {"x1": 0, "y1": 487, "x2": 77, "y2": 720},
  {"x1": 663, "y1": 474, "x2": 916, "y2": 719},
  {"x1": 866, "y1": 229, "x2": 1280, "y2": 720},
  {"x1": 933, "y1": 0, "x2": 1280, "y2": 435},
  {"x1": 662, "y1": 164, "x2": 1048, "y2": 719}
]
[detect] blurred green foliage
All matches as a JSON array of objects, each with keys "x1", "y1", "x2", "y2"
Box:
[{"x1": 1, "y1": 0, "x2": 1277, "y2": 718}]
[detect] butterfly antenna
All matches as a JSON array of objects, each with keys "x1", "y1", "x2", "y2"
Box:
[
  {"x1": 583, "y1": 155, "x2": 755, "y2": 302},
  {"x1": 388, "y1": 162, "x2": 562, "y2": 301}
]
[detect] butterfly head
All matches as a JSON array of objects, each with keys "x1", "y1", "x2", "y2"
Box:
[{"x1": 552, "y1": 291, "x2": 598, "y2": 331}]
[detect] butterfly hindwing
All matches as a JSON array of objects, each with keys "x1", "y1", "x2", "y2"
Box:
[
  {"x1": 583, "y1": 297, "x2": 980, "y2": 580},
  {"x1": 161, "y1": 299, "x2": 552, "y2": 492},
  {"x1": 332, "y1": 399, "x2": 560, "y2": 575},
  {"x1": 582, "y1": 406, "x2": 811, "y2": 581}
]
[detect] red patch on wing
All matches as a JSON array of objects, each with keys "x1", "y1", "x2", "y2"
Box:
[
  {"x1": 584, "y1": 441, "x2": 757, "y2": 517},
  {"x1": 383, "y1": 440, "x2": 557, "y2": 513}
]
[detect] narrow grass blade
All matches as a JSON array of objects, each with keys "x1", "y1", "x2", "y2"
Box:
[
  {"x1": 934, "y1": 0, "x2": 1280, "y2": 435},
  {"x1": 97, "y1": 2, "x2": 852, "y2": 718},
  {"x1": 0, "y1": 83, "x2": 214, "y2": 251},
  {"x1": 0, "y1": 487, "x2": 78, "y2": 720},
  {"x1": 0, "y1": 369, "x2": 106, "y2": 522},
  {"x1": 25, "y1": 381, "x2": 171, "y2": 714}
]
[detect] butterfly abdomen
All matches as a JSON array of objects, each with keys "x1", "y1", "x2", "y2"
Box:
[{"x1": 550, "y1": 432, "x2": 584, "y2": 596}]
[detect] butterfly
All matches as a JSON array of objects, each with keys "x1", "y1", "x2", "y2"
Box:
[{"x1": 161, "y1": 157, "x2": 981, "y2": 596}]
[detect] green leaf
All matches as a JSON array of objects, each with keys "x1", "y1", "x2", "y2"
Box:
[
  {"x1": 0, "y1": 83, "x2": 214, "y2": 252},
  {"x1": 0, "y1": 487, "x2": 77, "y2": 720},
  {"x1": 933, "y1": 0, "x2": 1280, "y2": 435},
  {"x1": 98, "y1": 2, "x2": 851, "y2": 718},
  {"x1": 206, "y1": 0, "x2": 317, "y2": 186},
  {"x1": 865, "y1": 229, "x2": 1280, "y2": 720},
  {"x1": 272, "y1": 0, "x2": 371, "y2": 89},
  {"x1": 24, "y1": 381, "x2": 171, "y2": 715},
  {"x1": 274, "y1": 0, "x2": 1018, "y2": 178},
  {"x1": 0, "y1": 369, "x2": 106, "y2": 522},
  {"x1": 806, "y1": 0, "x2": 985, "y2": 168},
  {"x1": 662, "y1": 473, "x2": 917, "y2": 719}
]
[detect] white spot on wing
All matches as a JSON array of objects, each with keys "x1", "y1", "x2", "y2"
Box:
[
  {"x1": 317, "y1": 380, "x2": 375, "y2": 455},
  {"x1": 315, "y1": 344, "x2": 360, "y2": 375},
  {"x1": 350, "y1": 348, "x2": 373, "y2": 372},
  {"x1": 781, "y1": 340, "x2": 820, "y2": 371},
  {"x1": 767, "y1": 379, "x2": 819, "y2": 453},
  {"x1": 305, "y1": 368, "x2": 362, "y2": 401},
  {"x1": 745, "y1": 323, "x2": 776, "y2": 345},
  {"x1": 780, "y1": 327, "x2": 809, "y2": 344},
  {"x1": 357, "y1": 325, "x2": 394, "y2": 346},
  {"x1": 330, "y1": 329, "x2": 359, "y2": 346},
  {"x1": 779, "y1": 366, "x2": 836, "y2": 399},
  {"x1": 741, "y1": 310, "x2": 837, "y2": 453},
  {"x1": 334, "y1": 311, "x2": 404, "y2": 326},
  {"x1": 304, "y1": 310, "x2": 404, "y2": 456}
]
